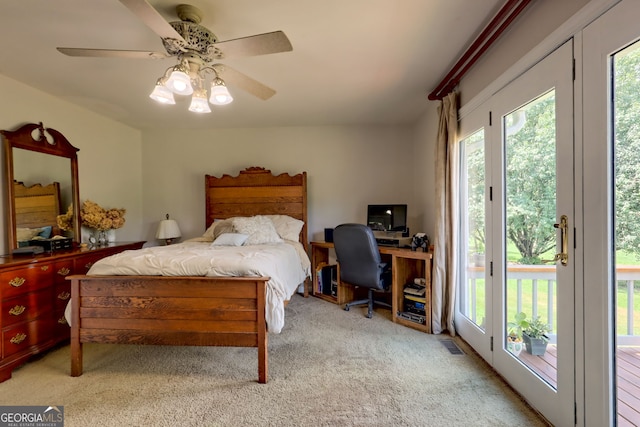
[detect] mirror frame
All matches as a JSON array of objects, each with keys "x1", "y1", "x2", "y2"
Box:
[{"x1": 2, "y1": 122, "x2": 80, "y2": 250}]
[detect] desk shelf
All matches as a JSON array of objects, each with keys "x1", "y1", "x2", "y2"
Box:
[
  {"x1": 310, "y1": 242, "x2": 354, "y2": 305},
  {"x1": 310, "y1": 241, "x2": 433, "y2": 333}
]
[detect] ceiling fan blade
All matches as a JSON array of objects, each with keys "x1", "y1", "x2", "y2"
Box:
[
  {"x1": 214, "y1": 64, "x2": 276, "y2": 100},
  {"x1": 118, "y1": 0, "x2": 185, "y2": 42},
  {"x1": 213, "y1": 31, "x2": 292, "y2": 59},
  {"x1": 57, "y1": 47, "x2": 170, "y2": 59}
]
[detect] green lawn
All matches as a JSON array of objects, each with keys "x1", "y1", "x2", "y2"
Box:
[
  {"x1": 462, "y1": 248, "x2": 640, "y2": 336},
  {"x1": 464, "y1": 279, "x2": 640, "y2": 336}
]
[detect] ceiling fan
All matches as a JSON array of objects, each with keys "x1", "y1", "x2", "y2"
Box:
[{"x1": 57, "y1": 0, "x2": 293, "y2": 111}]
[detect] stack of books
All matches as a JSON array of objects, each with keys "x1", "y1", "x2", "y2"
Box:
[{"x1": 403, "y1": 281, "x2": 427, "y2": 320}]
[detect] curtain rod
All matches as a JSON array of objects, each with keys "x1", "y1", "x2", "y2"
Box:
[{"x1": 427, "y1": 0, "x2": 533, "y2": 101}]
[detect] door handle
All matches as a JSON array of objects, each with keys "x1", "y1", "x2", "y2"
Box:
[{"x1": 542, "y1": 215, "x2": 568, "y2": 266}]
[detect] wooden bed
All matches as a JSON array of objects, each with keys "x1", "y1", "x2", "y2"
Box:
[{"x1": 69, "y1": 166, "x2": 308, "y2": 383}]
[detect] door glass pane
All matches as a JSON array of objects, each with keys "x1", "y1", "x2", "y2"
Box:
[
  {"x1": 460, "y1": 129, "x2": 486, "y2": 330},
  {"x1": 503, "y1": 91, "x2": 558, "y2": 388},
  {"x1": 613, "y1": 40, "x2": 640, "y2": 426}
]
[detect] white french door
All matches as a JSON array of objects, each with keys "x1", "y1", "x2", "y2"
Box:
[
  {"x1": 457, "y1": 107, "x2": 492, "y2": 362},
  {"x1": 583, "y1": 1, "x2": 640, "y2": 425},
  {"x1": 457, "y1": 41, "x2": 575, "y2": 426}
]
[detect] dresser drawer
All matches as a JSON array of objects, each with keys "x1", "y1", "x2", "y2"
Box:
[
  {"x1": 2, "y1": 318, "x2": 53, "y2": 358},
  {"x1": 53, "y1": 260, "x2": 74, "y2": 285},
  {"x1": 0, "y1": 264, "x2": 52, "y2": 299},
  {"x1": 74, "y1": 254, "x2": 106, "y2": 274},
  {"x1": 53, "y1": 308, "x2": 70, "y2": 341},
  {"x1": 54, "y1": 282, "x2": 71, "y2": 310},
  {"x1": 1, "y1": 289, "x2": 52, "y2": 327}
]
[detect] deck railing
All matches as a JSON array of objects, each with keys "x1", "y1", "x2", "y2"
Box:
[{"x1": 463, "y1": 264, "x2": 640, "y2": 342}]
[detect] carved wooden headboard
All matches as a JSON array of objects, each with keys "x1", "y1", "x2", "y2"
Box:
[
  {"x1": 205, "y1": 167, "x2": 308, "y2": 250},
  {"x1": 14, "y1": 180, "x2": 62, "y2": 234}
]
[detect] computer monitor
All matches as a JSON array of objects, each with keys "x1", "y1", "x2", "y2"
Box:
[{"x1": 367, "y1": 204, "x2": 407, "y2": 233}]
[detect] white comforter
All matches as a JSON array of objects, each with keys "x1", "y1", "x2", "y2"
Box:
[{"x1": 84, "y1": 241, "x2": 311, "y2": 334}]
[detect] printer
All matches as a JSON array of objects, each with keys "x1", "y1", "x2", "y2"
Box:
[{"x1": 373, "y1": 231, "x2": 412, "y2": 248}]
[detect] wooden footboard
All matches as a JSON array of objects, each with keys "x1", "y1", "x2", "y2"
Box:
[{"x1": 68, "y1": 275, "x2": 270, "y2": 383}]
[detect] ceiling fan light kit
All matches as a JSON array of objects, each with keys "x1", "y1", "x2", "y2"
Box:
[
  {"x1": 150, "y1": 57, "x2": 231, "y2": 113},
  {"x1": 57, "y1": 0, "x2": 293, "y2": 114}
]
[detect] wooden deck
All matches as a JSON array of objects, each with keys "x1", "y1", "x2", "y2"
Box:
[
  {"x1": 516, "y1": 345, "x2": 640, "y2": 425},
  {"x1": 617, "y1": 346, "x2": 640, "y2": 426}
]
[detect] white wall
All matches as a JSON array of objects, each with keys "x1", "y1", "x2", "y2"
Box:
[
  {"x1": 0, "y1": 74, "x2": 144, "y2": 254},
  {"x1": 411, "y1": 102, "x2": 440, "y2": 240},
  {"x1": 0, "y1": 71, "x2": 428, "y2": 252},
  {"x1": 459, "y1": 0, "x2": 590, "y2": 105},
  {"x1": 141, "y1": 126, "x2": 417, "y2": 244}
]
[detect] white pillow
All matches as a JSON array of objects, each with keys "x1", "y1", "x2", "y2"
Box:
[
  {"x1": 265, "y1": 215, "x2": 304, "y2": 241},
  {"x1": 232, "y1": 216, "x2": 283, "y2": 245},
  {"x1": 211, "y1": 233, "x2": 249, "y2": 247}
]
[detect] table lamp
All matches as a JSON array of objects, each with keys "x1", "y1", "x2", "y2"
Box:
[{"x1": 156, "y1": 214, "x2": 181, "y2": 245}]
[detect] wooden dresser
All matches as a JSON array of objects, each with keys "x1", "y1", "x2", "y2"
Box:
[{"x1": 0, "y1": 241, "x2": 144, "y2": 382}]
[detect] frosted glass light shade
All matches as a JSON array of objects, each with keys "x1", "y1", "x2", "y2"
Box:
[
  {"x1": 149, "y1": 83, "x2": 175, "y2": 104},
  {"x1": 156, "y1": 219, "x2": 181, "y2": 245},
  {"x1": 188, "y1": 91, "x2": 212, "y2": 113},
  {"x1": 165, "y1": 68, "x2": 193, "y2": 95},
  {"x1": 209, "y1": 80, "x2": 233, "y2": 105}
]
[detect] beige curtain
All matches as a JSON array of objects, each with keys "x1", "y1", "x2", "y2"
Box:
[{"x1": 431, "y1": 92, "x2": 459, "y2": 335}]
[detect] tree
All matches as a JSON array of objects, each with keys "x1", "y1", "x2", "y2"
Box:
[
  {"x1": 465, "y1": 42, "x2": 640, "y2": 263},
  {"x1": 504, "y1": 92, "x2": 557, "y2": 263},
  {"x1": 614, "y1": 47, "x2": 640, "y2": 257},
  {"x1": 464, "y1": 130, "x2": 486, "y2": 255}
]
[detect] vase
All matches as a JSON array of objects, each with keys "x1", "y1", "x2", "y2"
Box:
[
  {"x1": 507, "y1": 339, "x2": 524, "y2": 357},
  {"x1": 523, "y1": 332, "x2": 548, "y2": 356}
]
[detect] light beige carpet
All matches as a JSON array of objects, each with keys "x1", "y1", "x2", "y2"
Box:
[{"x1": 0, "y1": 295, "x2": 549, "y2": 426}]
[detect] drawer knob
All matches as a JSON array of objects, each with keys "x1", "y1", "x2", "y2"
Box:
[
  {"x1": 41, "y1": 265, "x2": 49, "y2": 271},
  {"x1": 84, "y1": 262, "x2": 94, "y2": 270},
  {"x1": 10, "y1": 333, "x2": 27, "y2": 345},
  {"x1": 9, "y1": 305, "x2": 26, "y2": 316},
  {"x1": 57, "y1": 267, "x2": 71, "y2": 276},
  {"x1": 9, "y1": 277, "x2": 26, "y2": 287},
  {"x1": 58, "y1": 316, "x2": 68, "y2": 325},
  {"x1": 57, "y1": 291, "x2": 71, "y2": 301}
]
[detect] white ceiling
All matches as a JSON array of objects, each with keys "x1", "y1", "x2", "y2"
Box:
[{"x1": 0, "y1": 0, "x2": 504, "y2": 130}]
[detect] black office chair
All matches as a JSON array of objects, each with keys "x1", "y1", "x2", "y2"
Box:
[{"x1": 333, "y1": 223, "x2": 392, "y2": 318}]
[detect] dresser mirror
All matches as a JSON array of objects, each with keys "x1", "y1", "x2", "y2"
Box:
[{"x1": 1, "y1": 122, "x2": 80, "y2": 251}]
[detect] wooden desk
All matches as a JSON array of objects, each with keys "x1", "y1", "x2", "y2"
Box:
[{"x1": 310, "y1": 241, "x2": 433, "y2": 333}]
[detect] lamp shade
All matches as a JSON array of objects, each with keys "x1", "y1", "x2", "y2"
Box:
[
  {"x1": 209, "y1": 79, "x2": 233, "y2": 105},
  {"x1": 156, "y1": 217, "x2": 181, "y2": 244},
  {"x1": 149, "y1": 82, "x2": 176, "y2": 104},
  {"x1": 165, "y1": 67, "x2": 193, "y2": 95},
  {"x1": 188, "y1": 90, "x2": 212, "y2": 113}
]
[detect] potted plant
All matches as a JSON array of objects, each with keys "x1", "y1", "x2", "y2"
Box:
[
  {"x1": 506, "y1": 312, "x2": 527, "y2": 356},
  {"x1": 522, "y1": 315, "x2": 551, "y2": 356}
]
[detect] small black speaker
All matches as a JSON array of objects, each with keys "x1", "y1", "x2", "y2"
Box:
[{"x1": 324, "y1": 228, "x2": 334, "y2": 243}]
